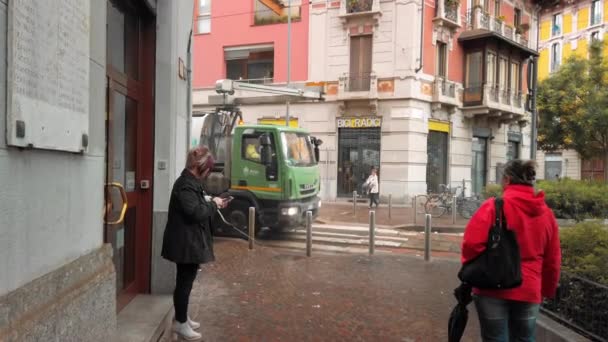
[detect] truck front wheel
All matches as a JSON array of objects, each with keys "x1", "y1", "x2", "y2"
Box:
[{"x1": 224, "y1": 199, "x2": 259, "y2": 239}]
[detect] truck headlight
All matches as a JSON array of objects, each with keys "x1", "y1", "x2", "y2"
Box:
[{"x1": 281, "y1": 207, "x2": 299, "y2": 216}]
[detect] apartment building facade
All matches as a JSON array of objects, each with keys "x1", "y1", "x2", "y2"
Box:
[
  {"x1": 536, "y1": 0, "x2": 608, "y2": 181},
  {"x1": 192, "y1": 0, "x2": 541, "y2": 202}
]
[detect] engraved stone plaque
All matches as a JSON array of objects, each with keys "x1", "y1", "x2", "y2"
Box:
[{"x1": 7, "y1": 0, "x2": 90, "y2": 152}]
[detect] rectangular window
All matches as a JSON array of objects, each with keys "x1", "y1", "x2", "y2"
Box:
[
  {"x1": 499, "y1": 57, "x2": 508, "y2": 89},
  {"x1": 591, "y1": 0, "x2": 602, "y2": 26},
  {"x1": 349, "y1": 35, "x2": 373, "y2": 91},
  {"x1": 510, "y1": 61, "x2": 520, "y2": 93},
  {"x1": 544, "y1": 153, "x2": 562, "y2": 180},
  {"x1": 487, "y1": 53, "x2": 497, "y2": 86},
  {"x1": 494, "y1": 0, "x2": 500, "y2": 17},
  {"x1": 196, "y1": 0, "x2": 211, "y2": 34},
  {"x1": 437, "y1": 42, "x2": 448, "y2": 78},
  {"x1": 552, "y1": 13, "x2": 562, "y2": 36},
  {"x1": 551, "y1": 43, "x2": 561, "y2": 72},
  {"x1": 464, "y1": 51, "x2": 483, "y2": 103},
  {"x1": 224, "y1": 46, "x2": 274, "y2": 83},
  {"x1": 514, "y1": 8, "x2": 522, "y2": 27},
  {"x1": 507, "y1": 141, "x2": 520, "y2": 161},
  {"x1": 254, "y1": 0, "x2": 302, "y2": 26}
]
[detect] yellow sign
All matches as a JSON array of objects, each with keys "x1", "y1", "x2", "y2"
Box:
[
  {"x1": 428, "y1": 120, "x2": 450, "y2": 133},
  {"x1": 258, "y1": 118, "x2": 298, "y2": 128},
  {"x1": 337, "y1": 117, "x2": 382, "y2": 128}
]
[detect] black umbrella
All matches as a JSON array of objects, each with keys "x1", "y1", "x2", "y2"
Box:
[{"x1": 448, "y1": 283, "x2": 473, "y2": 342}]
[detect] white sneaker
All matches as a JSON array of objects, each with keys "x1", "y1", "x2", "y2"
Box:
[
  {"x1": 188, "y1": 317, "x2": 200, "y2": 330},
  {"x1": 172, "y1": 321, "x2": 202, "y2": 341}
]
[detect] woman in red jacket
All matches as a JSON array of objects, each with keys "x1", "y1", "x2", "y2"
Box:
[{"x1": 461, "y1": 160, "x2": 561, "y2": 341}]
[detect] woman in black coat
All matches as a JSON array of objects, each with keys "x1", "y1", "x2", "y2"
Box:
[{"x1": 161, "y1": 146, "x2": 227, "y2": 341}]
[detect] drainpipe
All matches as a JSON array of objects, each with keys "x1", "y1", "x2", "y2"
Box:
[
  {"x1": 415, "y1": 0, "x2": 424, "y2": 73},
  {"x1": 529, "y1": 9, "x2": 541, "y2": 160},
  {"x1": 186, "y1": 29, "x2": 193, "y2": 154}
]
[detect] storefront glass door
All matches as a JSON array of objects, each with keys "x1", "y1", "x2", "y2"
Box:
[{"x1": 337, "y1": 128, "x2": 381, "y2": 197}]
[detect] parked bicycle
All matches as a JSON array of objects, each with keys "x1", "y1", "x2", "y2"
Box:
[{"x1": 424, "y1": 180, "x2": 482, "y2": 219}]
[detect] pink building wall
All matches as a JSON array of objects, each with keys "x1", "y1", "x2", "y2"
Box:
[{"x1": 192, "y1": 0, "x2": 310, "y2": 88}]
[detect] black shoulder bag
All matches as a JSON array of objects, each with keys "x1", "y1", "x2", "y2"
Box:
[{"x1": 458, "y1": 197, "x2": 522, "y2": 289}]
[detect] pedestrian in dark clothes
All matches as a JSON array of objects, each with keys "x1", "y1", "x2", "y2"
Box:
[{"x1": 161, "y1": 146, "x2": 228, "y2": 341}]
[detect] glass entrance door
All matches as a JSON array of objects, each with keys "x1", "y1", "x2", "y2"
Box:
[
  {"x1": 471, "y1": 137, "x2": 488, "y2": 195},
  {"x1": 426, "y1": 131, "x2": 449, "y2": 193},
  {"x1": 337, "y1": 128, "x2": 381, "y2": 197},
  {"x1": 104, "y1": 0, "x2": 154, "y2": 311}
]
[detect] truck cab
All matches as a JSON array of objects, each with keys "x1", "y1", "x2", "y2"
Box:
[{"x1": 230, "y1": 124, "x2": 321, "y2": 229}]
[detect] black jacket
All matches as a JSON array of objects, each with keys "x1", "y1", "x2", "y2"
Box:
[{"x1": 161, "y1": 169, "x2": 217, "y2": 264}]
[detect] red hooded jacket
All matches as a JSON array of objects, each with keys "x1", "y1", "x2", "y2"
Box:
[{"x1": 461, "y1": 185, "x2": 561, "y2": 304}]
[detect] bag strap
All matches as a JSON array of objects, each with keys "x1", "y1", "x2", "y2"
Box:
[{"x1": 494, "y1": 197, "x2": 505, "y2": 229}]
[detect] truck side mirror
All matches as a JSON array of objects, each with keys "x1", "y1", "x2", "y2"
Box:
[
  {"x1": 311, "y1": 137, "x2": 323, "y2": 163},
  {"x1": 259, "y1": 134, "x2": 272, "y2": 167}
]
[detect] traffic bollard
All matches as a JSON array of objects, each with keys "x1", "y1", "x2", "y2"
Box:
[
  {"x1": 413, "y1": 196, "x2": 417, "y2": 225},
  {"x1": 353, "y1": 191, "x2": 357, "y2": 214},
  {"x1": 424, "y1": 214, "x2": 431, "y2": 261},
  {"x1": 248, "y1": 207, "x2": 255, "y2": 250},
  {"x1": 452, "y1": 197, "x2": 457, "y2": 224},
  {"x1": 306, "y1": 211, "x2": 313, "y2": 257},
  {"x1": 369, "y1": 211, "x2": 376, "y2": 255},
  {"x1": 388, "y1": 194, "x2": 392, "y2": 220}
]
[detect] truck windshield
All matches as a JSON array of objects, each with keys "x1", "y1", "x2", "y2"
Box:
[{"x1": 281, "y1": 132, "x2": 316, "y2": 167}]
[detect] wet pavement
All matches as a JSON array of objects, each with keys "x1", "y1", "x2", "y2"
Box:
[
  {"x1": 184, "y1": 238, "x2": 480, "y2": 341},
  {"x1": 317, "y1": 201, "x2": 470, "y2": 230}
]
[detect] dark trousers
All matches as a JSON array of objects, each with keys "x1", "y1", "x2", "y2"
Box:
[
  {"x1": 174, "y1": 263, "x2": 199, "y2": 323},
  {"x1": 474, "y1": 295, "x2": 540, "y2": 342},
  {"x1": 369, "y1": 193, "x2": 379, "y2": 208}
]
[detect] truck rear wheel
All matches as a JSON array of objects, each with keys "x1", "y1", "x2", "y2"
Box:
[{"x1": 223, "y1": 199, "x2": 259, "y2": 239}]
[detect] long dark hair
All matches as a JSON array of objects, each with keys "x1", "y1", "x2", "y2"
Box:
[{"x1": 503, "y1": 159, "x2": 536, "y2": 186}]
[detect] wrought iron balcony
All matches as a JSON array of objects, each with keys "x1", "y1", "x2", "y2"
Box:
[
  {"x1": 338, "y1": 72, "x2": 378, "y2": 100},
  {"x1": 339, "y1": 0, "x2": 381, "y2": 24},
  {"x1": 462, "y1": 84, "x2": 527, "y2": 123},
  {"x1": 464, "y1": 9, "x2": 531, "y2": 50},
  {"x1": 432, "y1": 78, "x2": 460, "y2": 108},
  {"x1": 433, "y1": 0, "x2": 461, "y2": 29}
]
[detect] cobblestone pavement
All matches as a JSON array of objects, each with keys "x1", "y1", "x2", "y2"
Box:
[
  {"x1": 185, "y1": 238, "x2": 480, "y2": 342},
  {"x1": 318, "y1": 202, "x2": 470, "y2": 229}
]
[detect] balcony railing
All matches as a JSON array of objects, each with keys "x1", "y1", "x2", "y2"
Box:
[
  {"x1": 346, "y1": 0, "x2": 373, "y2": 13},
  {"x1": 434, "y1": 0, "x2": 461, "y2": 28},
  {"x1": 541, "y1": 272, "x2": 608, "y2": 341},
  {"x1": 440, "y1": 79, "x2": 456, "y2": 97},
  {"x1": 464, "y1": 84, "x2": 526, "y2": 112},
  {"x1": 466, "y1": 9, "x2": 529, "y2": 48},
  {"x1": 232, "y1": 77, "x2": 274, "y2": 85},
  {"x1": 346, "y1": 72, "x2": 372, "y2": 92}
]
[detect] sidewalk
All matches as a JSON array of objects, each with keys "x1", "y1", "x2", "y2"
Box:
[
  {"x1": 179, "y1": 238, "x2": 479, "y2": 341},
  {"x1": 317, "y1": 201, "x2": 470, "y2": 230}
]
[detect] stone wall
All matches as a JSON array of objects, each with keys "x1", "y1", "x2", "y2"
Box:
[{"x1": 0, "y1": 246, "x2": 116, "y2": 341}]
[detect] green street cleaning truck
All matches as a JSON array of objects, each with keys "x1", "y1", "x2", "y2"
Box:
[{"x1": 191, "y1": 80, "x2": 325, "y2": 235}]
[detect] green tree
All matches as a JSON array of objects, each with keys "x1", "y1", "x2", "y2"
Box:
[{"x1": 537, "y1": 41, "x2": 608, "y2": 181}]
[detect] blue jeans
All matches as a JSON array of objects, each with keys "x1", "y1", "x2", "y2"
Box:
[{"x1": 474, "y1": 295, "x2": 540, "y2": 342}]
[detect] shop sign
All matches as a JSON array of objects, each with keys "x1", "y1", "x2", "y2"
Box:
[{"x1": 337, "y1": 117, "x2": 382, "y2": 128}]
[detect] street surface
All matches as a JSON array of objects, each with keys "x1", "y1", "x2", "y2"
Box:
[{"x1": 165, "y1": 238, "x2": 480, "y2": 341}]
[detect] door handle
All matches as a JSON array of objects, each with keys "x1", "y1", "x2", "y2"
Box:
[{"x1": 104, "y1": 182, "x2": 128, "y2": 225}]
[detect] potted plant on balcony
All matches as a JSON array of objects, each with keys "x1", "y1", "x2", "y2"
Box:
[
  {"x1": 347, "y1": 0, "x2": 373, "y2": 13},
  {"x1": 515, "y1": 22, "x2": 530, "y2": 35},
  {"x1": 497, "y1": 15, "x2": 506, "y2": 22},
  {"x1": 445, "y1": 0, "x2": 459, "y2": 8}
]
